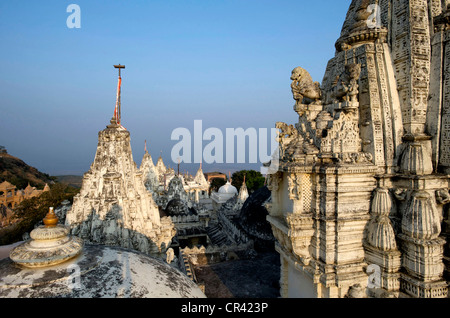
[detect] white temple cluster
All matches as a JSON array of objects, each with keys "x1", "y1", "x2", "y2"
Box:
[
  {"x1": 140, "y1": 153, "x2": 214, "y2": 250},
  {"x1": 62, "y1": 92, "x2": 253, "y2": 264},
  {"x1": 62, "y1": 104, "x2": 256, "y2": 266},
  {"x1": 140, "y1": 152, "x2": 211, "y2": 212},
  {"x1": 266, "y1": 0, "x2": 450, "y2": 298}
]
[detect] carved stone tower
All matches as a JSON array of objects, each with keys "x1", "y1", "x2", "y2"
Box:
[
  {"x1": 65, "y1": 69, "x2": 175, "y2": 260},
  {"x1": 267, "y1": 0, "x2": 449, "y2": 298}
]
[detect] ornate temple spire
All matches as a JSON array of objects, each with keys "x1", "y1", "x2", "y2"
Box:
[
  {"x1": 65, "y1": 68, "x2": 176, "y2": 258},
  {"x1": 237, "y1": 174, "x2": 249, "y2": 204},
  {"x1": 140, "y1": 141, "x2": 159, "y2": 193},
  {"x1": 194, "y1": 162, "x2": 208, "y2": 187}
]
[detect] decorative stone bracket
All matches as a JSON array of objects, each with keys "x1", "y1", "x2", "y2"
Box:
[{"x1": 286, "y1": 214, "x2": 314, "y2": 265}]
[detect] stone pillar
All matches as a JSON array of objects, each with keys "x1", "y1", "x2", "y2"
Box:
[
  {"x1": 195, "y1": 190, "x2": 199, "y2": 203},
  {"x1": 308, "y1": 167, "x2": 377, "y2": 297},
  {"x1": 364, "y1": 188, "x2": 401, "y2": 296},
  {"x1": 392, "y1": 0, "x2": 431, "y2": 136},
  {"x1": 398, "y1": 190, "x2": 448, "y2": 297}
]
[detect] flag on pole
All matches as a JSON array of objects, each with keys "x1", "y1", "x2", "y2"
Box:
[
  {"x1": 113, "y1": 64, "x2": 126, "y2": 130},
  {"x1": 114, "y1": 76, "x2": 122, "y2": 124}
]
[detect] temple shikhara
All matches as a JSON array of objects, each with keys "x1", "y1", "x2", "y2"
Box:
[
  {"x1": 64, "y1": 65, "x2": 176, "y2": 259},
  {"x1": 266, "y1": 0, "x2": 450, "y2": 298}
]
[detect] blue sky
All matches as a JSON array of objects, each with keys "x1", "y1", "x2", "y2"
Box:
[{"x1": 0, "y1": 0, "x2": 352, "y2": 176}]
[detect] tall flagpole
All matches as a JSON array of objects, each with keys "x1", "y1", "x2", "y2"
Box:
[{"x1": 113, "y1": 64, "x2": 125, "y2": 127}]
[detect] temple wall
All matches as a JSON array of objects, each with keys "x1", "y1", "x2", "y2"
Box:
[
  {"x1": 287, "y1": 262, "x2": 316, "y2": 298},
  {"x1": 269, "y1": 0, "x2": 450, "y2": 298}
]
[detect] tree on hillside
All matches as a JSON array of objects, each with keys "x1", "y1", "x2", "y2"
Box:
[{"x1": 231, "y1": 170, "x2": 265, "y2": 193}]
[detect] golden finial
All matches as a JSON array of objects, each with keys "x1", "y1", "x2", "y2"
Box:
[{"x1": 43, "y1": 207, "x2": 58, "y2": 227}]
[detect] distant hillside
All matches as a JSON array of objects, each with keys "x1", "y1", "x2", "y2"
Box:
[
  {"x1": 55, "y1": 175, "x2": 83, "y2": 188},
  {"x1": 0, "y1": 152, "x2": 55, "y2": 189}
]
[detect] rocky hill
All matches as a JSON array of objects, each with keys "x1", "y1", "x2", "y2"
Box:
[
  {"x1": 55, "y1": 175, "x2": 83, "y2": 188},
  {"x1": 0, "y1": 152, "x2": 55, "y2": 189}
]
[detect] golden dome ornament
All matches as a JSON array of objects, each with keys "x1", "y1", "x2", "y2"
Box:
[
  {"x1": 9, "y1": 207, "x2": 83, "y2": 268},
  {"x1": 43, "y1": 207, "x2": 58, "y2": 227}
]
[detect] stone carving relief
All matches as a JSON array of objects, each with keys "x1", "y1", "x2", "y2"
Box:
[
  {"x1": 281, "y1": 60, "x2": 371, "y2": 166},
  {"x1": 398, "y1": 138, "x2": 434, "y2": 175},
  {"x1": 266, "y1": 171, "x2": 282, "y2": 192},
  {"x1": 286, "y1": 213, "x2": 314, "y2": 264},
  {"x1": 320, "y1": 111, "x2": 363, "y2": 156},
  {"x1": 290, "y1": 67, "x2": 322, "y2": 116},
  {"x1": 287, "y1": 173, "x2": 302, "y2": 201},
  {"x1": 276, "y1": 121, "x2": 301, "y2": 160},
  {"x1": 331, "y1": 63, "x2": 362, "y2": 107},
  {"x1": 350, "y1": 0, "x2": 372, "y2": 33},
  {"x1": 436, "y1": 189, "x2": 450, "y2": 205},
  {"x1": 268, "y1": 0, "x2": 450, "y2": 299},
  {"x1": 276, "y1": 122, "x2": 298, "y2": 146},
  {"x1": 393, "y1": 188, "x2": 408, "y2": 202},
  {"x1": 265, "y1": 171, "x2": 283, "y2": 216}
]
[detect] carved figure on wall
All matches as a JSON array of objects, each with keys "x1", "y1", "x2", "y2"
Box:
[
  {"x1": 266, "y1": 171, "x2": 282, "y2": 192},
  {"x1": 393, "y1": 188, "x2": 408, "y2": 201},
  {"x1": 276, "y1": 122, "x2": 299, "y2": 159},
  {"x1": 290, "y1": 67, "x2": 322, "y2": 111},
  {"x1": 331, "y1": 63, "x2": 362, "y2": 104},
  {"x1": 350, "y1": 0, "x2": 372, "y2": 32},
  {"x1": 287, "y1": 174, "x2": 302, "y2": 201},
  {"x1": 276, "y1": 122, "x2": 298, "y2": 141},
  {"x1": 436, "y1": 189, "x2": 450, "y2": 205}
]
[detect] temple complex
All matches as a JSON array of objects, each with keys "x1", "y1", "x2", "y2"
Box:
[
  {"x1": 267, "y1": 0, "x2": 450, "y2": 298},
  {"x1": 139, "y1": 144, "x2": 210, "y2": 208},
  {"x1": 0, "y1": 181, "x2": 50, "y2": 210}
]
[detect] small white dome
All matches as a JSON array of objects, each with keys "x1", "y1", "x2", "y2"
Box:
[
  {"x1": 0, "y1": 245, "x2": 206, "y2": 298},
  {"x1": 218, "y1": 182, "x2": 238, "y2": 195}
]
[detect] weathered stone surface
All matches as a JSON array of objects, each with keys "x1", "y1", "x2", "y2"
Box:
[
  {"x1": 65, "y1": 119, "x2": 176, "y2": 259},
  {"x1": 0, "y1": 245, "x2": 206, "y2": 298},
  {"x1": 268, "y1": 0, "x2": 450, "y2": 298}
]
